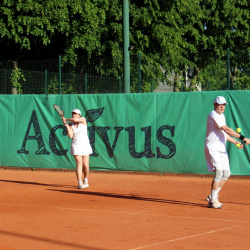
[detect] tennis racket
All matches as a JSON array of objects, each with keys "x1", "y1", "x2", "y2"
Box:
[{"x1": 53, "y1": 104, "x2": 64, "y2": 117}]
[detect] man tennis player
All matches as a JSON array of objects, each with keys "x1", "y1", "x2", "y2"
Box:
[{"x1": 204, "y1": 96, "x2": 250, "y2": 209}]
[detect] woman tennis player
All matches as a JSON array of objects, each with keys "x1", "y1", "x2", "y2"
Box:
[{"x1": 62, "y1": 108, "x2": 93, "y2": 189}]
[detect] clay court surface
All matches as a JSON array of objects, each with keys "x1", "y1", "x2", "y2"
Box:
[{"x1": 0, "y1": 168, "x2": 249, "y2": 250}]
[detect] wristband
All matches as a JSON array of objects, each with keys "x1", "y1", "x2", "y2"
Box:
[{"x1": 239, "y1": 135, "x2": 245, "y2": 140}]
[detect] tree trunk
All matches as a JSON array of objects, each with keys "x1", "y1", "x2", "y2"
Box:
[
  {"x1": 174, "y1": 73, "x2": 180, "y2": 92},
  {"x1": 230, "y1": 67, "x2": 238, "y2": 90},
  {"x1": 11, "y1": 87, "x2": 18, "y2": 94}
]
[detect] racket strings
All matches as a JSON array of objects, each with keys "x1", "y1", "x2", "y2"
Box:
[{"x1": 54, "y1": 105, "x2": 64, "y2": 115}]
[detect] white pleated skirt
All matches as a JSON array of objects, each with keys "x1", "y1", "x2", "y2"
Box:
[{"x1": 71, "y1": 142, "x2": 93, "y2": 156}]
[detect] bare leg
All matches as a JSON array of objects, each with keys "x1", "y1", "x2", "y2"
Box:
[
  {"x1": 82, "y1": 154, "x2": 89, "y2": 180},
  {"x1": 219, "y1": 179, "x2": 226, "y2": 189},
  {"x1": 212, "y1": 179, "x2": 226, "y2": 191},
  {"x1": 212, "y1": 179, "x2": 219, "y2": 191},
  {"x1": 74, "y1": 155, "x2": 83, "y2": 182},
  {"x1": 210, "y1": 178, "x2": 226, "y2": 205}
]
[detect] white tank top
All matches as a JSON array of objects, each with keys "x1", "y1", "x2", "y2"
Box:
[
  {"x1": 70, "y1": 122, "x2": 93, "y2": 156},
  {"x1": 71, "y1": 123, "x2": 89, "y2": 144}
]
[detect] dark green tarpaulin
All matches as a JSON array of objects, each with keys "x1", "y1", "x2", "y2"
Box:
[{"x1": 0, "y1": 91, "x2": 249, "y2": 175}]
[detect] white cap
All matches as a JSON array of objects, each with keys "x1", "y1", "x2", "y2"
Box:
[
  {"x1": 214, "y1": 96, "x2": 228, "y2": 105},
  {"x1": 71, "y1": 109, "x2": 81, "y2": 115}
]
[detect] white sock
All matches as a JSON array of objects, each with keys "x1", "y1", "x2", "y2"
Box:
[
  {"x1": 84, "y1": 178, "x2": 88, "y2": 184},
  {"x1": 211, "y1": 190, "x2": 219, "y2": 202},
  {"x1": 217, "y1": 187, "x2": 221, "y2": 196}
]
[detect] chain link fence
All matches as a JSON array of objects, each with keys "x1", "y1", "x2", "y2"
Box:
[
  {"x1": 1, "y1": 50, "x2": 250, "y2": 94},
  {"x1": 0, "y1": 58, "x2": 125, "y2": 94}
]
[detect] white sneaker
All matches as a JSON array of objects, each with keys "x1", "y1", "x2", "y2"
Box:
[
  {"x1": 80, "y1": 182, "x2": 89, "y2": 189},
  {"x1": 208, "y1": 200, "x2": 222, "y2": 209},
  {"x1": 78, "y1": 182, "x2": 85, "y2": 189},
  {"x1": 206, "y1": 195, "x2": 223, "y2": 206},
  {"x1": 83, "y1": 179, "x2": 89, "y2": 188}
]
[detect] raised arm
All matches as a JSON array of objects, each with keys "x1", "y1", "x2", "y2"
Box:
[
  {"x1": 227, "y1": 134, "x2": 243, "y2": 149},
  {"x1": 64, "y1": 117, "x2": 87, "y2": 125},
  {"x1": 61, "y1": 117, "x2": 74, "y2": 138},
  {"x1": 221, "y1": 125, "x2": 250, "y2": 145}
]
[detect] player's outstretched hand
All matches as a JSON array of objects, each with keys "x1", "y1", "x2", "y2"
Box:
[
  {"x1": 243, "y1": 138, "x2": 250, "y2": 145},
  {"x1": 61, "y1": 117, "x2": 67, "y2": 124},
  {"x1": 235, "y1": 142, "x2": 243, "y2": 149}
]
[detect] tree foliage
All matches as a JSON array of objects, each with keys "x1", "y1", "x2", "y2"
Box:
[
  {"x1": 0, "y1": 0, "x2": 108, "y2": 60},
  {"x1": 0, "y1": 0, "x2": 250, "y2": 92}
]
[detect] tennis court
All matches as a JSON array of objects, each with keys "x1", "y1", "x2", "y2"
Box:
[{"x1": 0, "y1": 168, "x2": 249, "y2": 249}]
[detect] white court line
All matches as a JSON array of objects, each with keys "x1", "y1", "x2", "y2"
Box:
[
  {"x1": 0, "y1": 202, "x2": 250, "y2": 223},
  {"x1": 129, "y1": 225, "x2": 242, "y2": 250}
]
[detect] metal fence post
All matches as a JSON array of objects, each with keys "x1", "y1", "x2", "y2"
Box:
[
  {"x1": 59, "y1": 55, "x2": 61, "y2": 94},
  {"x1": 45, "y1": 69, "x2": 47, "y2": 94},
  {"x1": 151, "y1": 78, "x2": 153, "y2": 93},
  {"x1": 85, "y1": 73, "x2": 88, "y2": 94},
  {"x1": 123, "y1": 0, "x2": 130, "y2": 93},
  {"x1": 118, "y1": 76, "x2": 121, "y2": 93},
  {"x1": 138, "y1": 52, "x2": 141, "y2": 93},
  {"x1": 227, "y1": 48, "x2": 230, "y2": 90}
]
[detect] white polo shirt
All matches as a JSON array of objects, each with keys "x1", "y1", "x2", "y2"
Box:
[{"x1": 205, "y1": 110, "x2": 227, "y2": 152}]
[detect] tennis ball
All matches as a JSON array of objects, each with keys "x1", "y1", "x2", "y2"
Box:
[
  {"x1": 236, "y1": 128, "x2": 241, "y2": 133},
  {"x1": 236, "y1": 144, "x2": 241, "y2": 148}
]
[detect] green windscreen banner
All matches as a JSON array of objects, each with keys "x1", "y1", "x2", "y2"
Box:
[{"x1": 0, "y1": 91, "x2": 250, "y2": 175}]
